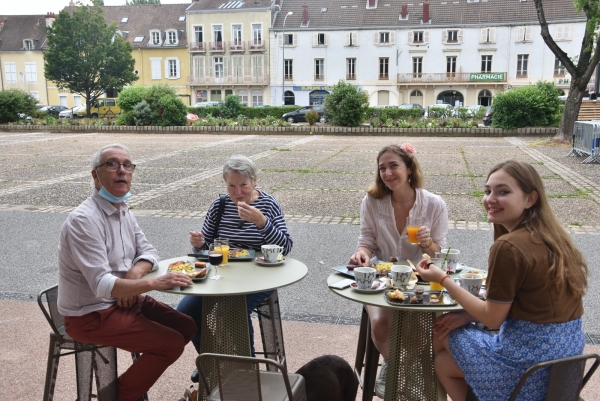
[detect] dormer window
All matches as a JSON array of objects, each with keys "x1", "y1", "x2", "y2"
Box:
[
  {"x1": 121, "y1": 17, "x2": 128, "y2": 23},
  {"x1": 166, "y1": 30, "x2": 177, "y2": 45},
  {"x1": 150, "y1": 30, "x2": 161, "y2": 46},
  {"x1": 24, "y1": 40, "x2": 34, "y2": 50}
]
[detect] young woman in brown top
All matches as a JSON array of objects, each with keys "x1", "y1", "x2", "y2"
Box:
[{"x1": 416, "y1": 159, "x2": 588, "y2": 401}]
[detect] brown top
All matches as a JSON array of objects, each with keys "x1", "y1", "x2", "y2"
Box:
[{"x1": 486, "y1": 226, "x2": 583, "y2": 324}]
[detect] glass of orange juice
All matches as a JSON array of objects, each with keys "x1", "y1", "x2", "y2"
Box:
[
  {"x1": 215, "y1": 238, "x2": 230, "y2": 265},
  {"x1": 428, "y1": 257, "x2": 447, "y2": 291},
  {"x1": 406, "y1": 216, "x2": 422, "y2": 245}
]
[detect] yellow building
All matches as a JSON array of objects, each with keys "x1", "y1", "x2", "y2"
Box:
[
  {"x1": 186, "y1": 0, "x2": 274, "y2": 105},
  {"x1": 0, "y1": 13, "x2": 56, "y2": 106}
]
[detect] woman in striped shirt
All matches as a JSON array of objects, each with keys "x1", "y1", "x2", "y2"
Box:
[{"x1": 177, "y1": 155, "x2": 293, "y2": 383}]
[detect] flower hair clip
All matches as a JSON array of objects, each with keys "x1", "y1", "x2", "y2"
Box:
[{"x1": 400, "y1": 143, "x2": 416, "y2": 158}]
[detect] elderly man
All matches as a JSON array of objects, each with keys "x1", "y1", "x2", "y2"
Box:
[{"x1": 57, "y1": 143, "x2": 196, "y2": 401}]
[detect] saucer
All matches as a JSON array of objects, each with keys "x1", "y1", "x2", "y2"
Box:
[
  {"x1": 255, "y1": 257, "x2": 285, "y2": 266},
  {"x1": 350, "y1": 282, "x2": 388, "y2": 293}
]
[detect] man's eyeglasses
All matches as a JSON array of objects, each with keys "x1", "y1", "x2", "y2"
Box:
[{"x1": 95, "y1": 161, "x2": 136, "y2": 173}]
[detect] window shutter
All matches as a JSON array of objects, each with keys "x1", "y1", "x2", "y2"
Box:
[
  {"x1": 555, "y1": 25, "x2": 563, "y2": 41},
  {"x1": 408, "y1": 31, "x2": 413, "y2": 44},
  {"x1": 458, "y1": 29, "x2": 464, "y2": 43},
  {"x1": 164, "y1": 59, "x2": 169, "y2": 78},
  {"x1": 480, "y1": 28, "x2": 487, "y2": 43},
  {"x1": 313, "y1": 32, "x2": 318, "y2": 46},
  {"x1": 389, "y1": 31, "x2": 395, "y2": 45},
  {"x1": 374, "y1": 32, "x2": 380, "y2": 44},
  {"x1": 345, "y1": 31, "x2": 350, "y2": 46},
  {"x1": 424, "y1": 31, "x2": 429, "y2": 44},
  {"x1": 517, "y1": 27, "x2": 524, "y2": 42},
  {"x1": 442, "y1": 30, "x2": 447, "y2": 44},
  {"x1": 176, "y1": 59, "x2": 180, "y2": 79},
  {"x1": 324, "y1": 33, "x2": 327, "y2": 46},
  {"x1": 353, "y1": 32, "x2": 358, "y2": 46},
  {"x1": 293, "y1": 34, "x2": 297, "y2": 46},
  {"x1": 525, "y1": 26, "x2": 532, "y2": 42},
  {"x1": 151, "y1": 59, "x2": 161, "y2": 79},
  {"x1": 223, "y1": 56, "x2": 228, "y2": 76},
  {"x1": 489, "y1": 28, "x2": 496, "y2": 43},
  {"x1": 565, "y1": 24, "x2": 572, "y2": 40}
]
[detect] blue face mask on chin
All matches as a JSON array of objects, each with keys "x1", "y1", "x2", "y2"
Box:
[{"x1": 98, "y1": 186, "x2": 132, "y2": 203}]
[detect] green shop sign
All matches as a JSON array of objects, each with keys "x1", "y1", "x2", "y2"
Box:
[{"x1": 469, "y1": 72, "x2": 505, "y2": 82}]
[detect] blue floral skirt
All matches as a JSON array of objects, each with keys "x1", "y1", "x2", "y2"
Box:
[{"x1": 449, "y1": 317, "x2": 584, "y2": 401}]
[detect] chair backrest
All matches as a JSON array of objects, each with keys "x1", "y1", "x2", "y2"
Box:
[
  {"x1": 508, "y1": 353, "x2": 600, "y2": 401},
  {"x1": 37, "y1": 284, "x2": 67, "y2": 340},
  {"x1": 197, "y1": 353, "x2": 296, "y2": 401}
]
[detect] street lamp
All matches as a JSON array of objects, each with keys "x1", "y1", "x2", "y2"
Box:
[{"x1": 282, "y1": 11, "x2": 293, "y2": 106}]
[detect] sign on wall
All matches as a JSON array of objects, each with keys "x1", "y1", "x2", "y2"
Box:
[{"x1": 469, "y1": 73, "x2": 505, "y2": 82}]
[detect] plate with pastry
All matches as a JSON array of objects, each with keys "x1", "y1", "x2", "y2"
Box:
[
  {"x1": 188, "y1": 249, "x2": 255, "y2": 262},
  {"x1": 384, "y1": 290, "x2": 458, "y2": 307},
  {"x1": 167, "y1": 260, "x2": 209, "y2": 282},
  {"x1": 350, "y1": 280, "x2": 388, "y2": 294}
]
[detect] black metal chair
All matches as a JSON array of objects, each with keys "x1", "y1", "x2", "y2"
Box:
[
  {"x1": 353, "y1": 306, "x2": 380, "y2": 401},
  {"x1": 465, "y1": 353, "x2": 600, "y2": 401},
  {"x1": 254, "y1": 290, "x2": 287, "y2": 371},
  {"x1": 38, "y1": 285, "x2": 148, "y2": 401}
]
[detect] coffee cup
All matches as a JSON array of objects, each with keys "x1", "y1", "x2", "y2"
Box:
[
  {"x1": 460, "y1": 273, "x2": 483, "y2": 296},
  {"x1": 354, "y1": 267, "x2": 377, "y2": 290},
  {"x1": 390, "y1": 265, "x2": 412, "y2": 288},
  {"x1": 261, "y1": 244, "x2": 283, "y2": 263},
  {"x1": 437, "y1": 249, "x2": 460, "y2": 273}
]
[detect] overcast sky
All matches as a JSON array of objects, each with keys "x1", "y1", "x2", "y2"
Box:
[{"x1": 2, "y1": 0, "x2": 189, "y2": 16}]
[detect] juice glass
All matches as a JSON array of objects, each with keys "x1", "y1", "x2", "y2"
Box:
[
  {"x1": 215, "y1": 238, "x2": 230, "y2": 265},
  {"x1": 428, "y1": 257, "x2": 447, "y2": 291},
  {"x1": 406, "y1": 216, "x2": 422, "y2": 245}
]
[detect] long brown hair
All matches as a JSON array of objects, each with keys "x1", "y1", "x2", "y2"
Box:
[
  {"x1": 367, "y1": 145, "x2": 423, "y2": 199},
  {"x1": 488, "y1": 160, "x2": 588, "y2": 297}
]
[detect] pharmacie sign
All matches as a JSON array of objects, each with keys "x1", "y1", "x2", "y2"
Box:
[{"x1": 469, "y1": 73, "x2": 505, "y2": 82}]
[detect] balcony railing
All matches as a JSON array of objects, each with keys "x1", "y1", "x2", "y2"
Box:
[
  {"x1": 347, "y1": 74, "x2": 356, "y2": 80},
  {"x1": 210, "y1": 41, "x2": 225, "y2": 52},
  {"x1": 397, "y1": 72, "x2": 507, "y2": 83},
  {"x1": 379, "y1": 74, "x2": 389, "y2": 80},
  {"x1": 228, "y1": 41, "x2": 245, "y2": 52},
  {"x1": 188, "y1": 74, "x2": 269, "y2": 85},
  {"x1": 189, "y1": 42, "x2": 206, "y2": 52},
  {"x1": 248, "y1": 40, "x2": 265, "y2": 51}
]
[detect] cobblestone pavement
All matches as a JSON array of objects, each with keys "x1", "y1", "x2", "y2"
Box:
[{"x1": 1, "y1": 131, "x2": 599, "y2": 233}]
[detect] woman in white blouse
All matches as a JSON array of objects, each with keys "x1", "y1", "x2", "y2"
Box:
[{"x1": 349, "y1": 143, "x2": 449, "y2": 398}]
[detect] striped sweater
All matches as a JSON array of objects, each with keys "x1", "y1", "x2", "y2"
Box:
[{"x1": 195, "y1": 191, "x2": 293, "y2": 255}]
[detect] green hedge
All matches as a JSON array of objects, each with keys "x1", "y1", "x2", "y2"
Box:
[
  {"x1": 368, "y1": 107, "x2": 423, "y2": 120},
  {"x1": 187, "y1": 105, "x2": 300, "y2": 119}
]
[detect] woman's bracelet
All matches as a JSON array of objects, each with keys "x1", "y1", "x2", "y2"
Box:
[
  {"x1": 440, "y1": 275, "x2": 451, "y2": 287},
  {"x1": 419, "y1": 237, "x2": 433, "y2": 249}
]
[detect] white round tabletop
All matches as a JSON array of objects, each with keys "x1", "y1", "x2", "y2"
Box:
[
  {"x1": 327, "y1": 273, "x2": 463, "y2": 312},
  {"x1": 145, "y1": 255, "x2": 308, "y2": 296}
]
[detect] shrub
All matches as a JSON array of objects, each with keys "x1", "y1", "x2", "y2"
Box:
[
  {"x1": 305, "y1": 110, "x2": 320, "y2": 125},
  {"x1": 117, "y1": 86, "x2": 149, "y2": 112},
  {"x1": 117, "y1": 85, "x2": 186, "y2": 126},
  {"x1": 115, "y1": 110, "x2": 135, "y2": 126},
  {"x1": 369, "y1": 107, "x2": 422, "y2": 121},
  {"x1": 157, "y1": 94, "x2": 187, "y2": 126},
  {"x1": 492, "y1": 81, "x2": 562, "y2": 128},
  {"x1": 220, "y1": 94, "x2": 242, "y2": 118},
  {"x1": 324, "y1": 80, "x2": 370, "y2": 126},
  {"x1": 0, "y1": 89, "x2": 38, "y2": 124},
  {"x1": 133, "y1": 100, "x2": 152, "y2": 126}
]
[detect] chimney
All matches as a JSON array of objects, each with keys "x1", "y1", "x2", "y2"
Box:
[
  {"x1": 369, "y1": 0, "x2": 376, "y2": 6},
  {"x1": 302, "y1": 4, "x2": 308, "y2": 26},
  {"x1": 422, "y1": 2, "x2": 430, "y2": 24},
  {"x1": 401, "y1": 4, "x2": 407, "y2": 19},
  {"x1": 45, "y1": 12, "x2": 56, "y2": 28}
]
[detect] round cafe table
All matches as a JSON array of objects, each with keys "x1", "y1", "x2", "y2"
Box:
[
  {"x1": 144, "y1": 255, "x2": 307, "y2": 398},
  {"x1": 328, "y1": 272, "x2": 462, "y2": 401}
]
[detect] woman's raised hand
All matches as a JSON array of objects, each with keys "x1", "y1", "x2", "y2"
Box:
[{"x1": 415, "y1": 258, "x2": 446, "y2": 283}]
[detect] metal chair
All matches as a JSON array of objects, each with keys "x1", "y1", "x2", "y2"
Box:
[
  {"x1": 465, "y1": 353, "x2": 600, "y2": 401},
  {"x1": 196, "y1": 353, "x2": 307, "y2": 401},
  {"x1": 38, "y1": 285, "x2": 148, "y2": 401},
  {"x1": 254, "y1": 290, "x2": 286, "y2": 370},
  {"x1": 353, "y1": 306, "x2": 380, "y2": 401}
]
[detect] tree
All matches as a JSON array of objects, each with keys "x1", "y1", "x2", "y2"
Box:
[
  {"x1": 323, "y1": 80, "x2": 370, "y2": 127},
  {"x1": 125, "y1": 0, "x2": 161, "y2": 4},
  {"x1": 44, "y1": 4, "x2": 137, "y2": 117},
  {"x1": 533, "y1": 0, "x2": 600, "y2": 140},
  {"x1": 0, "y1": 89, "x2": 38, "y2": 124},
  {"x1": 220, "y1": 94, "x2": 242, "y2": 118}
]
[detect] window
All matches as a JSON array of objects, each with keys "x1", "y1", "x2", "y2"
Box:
[
  {"x1": 347, "y1": 58, "x2": 356, "y2": 80},
  {"x1": 237, "y1": 89, "x2": 248, "y2": 105},
  {"x1": 517, "y1": 54, "x2": 528, "y2": 77},
  {"x1": 232, "y1": 56, "x2": 243, "y2": 78},
  {"x1": 554, "y1": 58, "x2": 566, "y2": 76},
  {"x1": 408, "y1": 30, "x2": 428, "y2": 45},
  {"x1": 214, "y1": 57, "x2": 224, "y2": 79},
  {"x1": 481, "y1": 55, "x2": 492, "y2": 72},
  {"x1": 25, "y1": 62, "x2": 37, "y2": 83},
  {"x1": 24, "y1": 40, "x2": 34, "y2": 50},
  {"x1": 379, "y1": 57, "x2": 389, "y2": 80},
  {"x1": 284, "y1": 33, "x2": 293, "y2": 46},
  {"x1": 194, "y1": 26, "x2": 203, "y2": 43},
  {"x1": 167, "y1": 30, "x2": 177, "y2": 45},
  {"x1": 251, "y1": 55, "x2": 263, "y2": 77},
  {"x1": 192, "y1": 56, "x2": 205, "y2": 79},
  {"x1": 29, "y1": 91, "x2": 39, "y2": 101},
  {"x1": 447, "y1": 30, "x2": 458, "y2": 43},
  {"x1": 284, "y1": 59, "x2": 293, "y2": 80},
  {"x1": 151, "y1": 58, "x2": 161, "y2": 79},
  {"x1": 166, "y1": 58, "x2": 179, "y2": 78},
  {"x1": 413, "y1": 31, "x2": 423, "y2": 43},
  {"x1": 315, "y1": 59, "x2": 324, "y2": 80},
  {"x1": 480, "y1": 28, "x2": 496, "y2": 43},
  {"x1": 516, "y1": 26, "x2": 533, "y2": 43},
  {"x1": 73, "y1": 95, "x2": 82, "y2": 107},
  {"x1": 134, "y1": 36, "x2": 144, "y2": 43},
  {"x1": 478, "y1": 90, "x2": 492, "y2": 106},
  {"x1": 59, "y1": 95, "x2": 68, "y2": 107},
  {"x1": 178, "y1": 16, "x2": 185, "y2": 22},
  {"x1": 314, "y1": 32, "x2": 326, "y2": 46},
  {"x1": 121, "y1": 17, "x2": 128, "y2": 23},
  {"x1": 446, "y1": 56, "x2": 456, "y2": 77},
  {"x1": 412, "y1": 57, "x2": 423, "y2": 77},
  {"x1": 555, "y1": 24, "x2": 572, "y2": 41},
  {"x1": 210, "y1": 89, "x2": 222, "y2": 102},
  {"x1": 252, "y1": 24, "x2": 262, "y2": 45},
  {"x1": 150, "y1": 30, "x2": 161, "y2": 45},
  {"x1": 346, "y1": 31, "x2": 358, "y2": 47},
  {"x1": 213, "y1": 25, "x2": 223, "y2": 44},
  {"x1": 252, "y1": 89, "x2": 263, "y2": 106},
  {"x1": 232, "y1": 24, "x2": 242, "y2": 44},
  {"x1": 380, "y1": 31, "x2": 390, "y2": 44},
  {"x1": 5, "y1": 62, "x2": 16, "y2": 84}
]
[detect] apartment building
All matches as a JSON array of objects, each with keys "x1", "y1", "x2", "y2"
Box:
[
  {"x1": 269, "y1": 0, "x2": 585, "y2": 107},
  {"x1": 186, "y1": 0, "x2": 274, "y2": 105}
]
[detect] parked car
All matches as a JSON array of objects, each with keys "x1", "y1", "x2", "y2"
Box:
[
  {"x1": 76, "y1": 98, "x2": 120, "y2": 118},
  {"x1": 40, "y1": 105, "x2": 69, "y2": 116},
  {"x1": 398, "y1": 103, "x2": 426, "y2": 116},
  {"x1": 424, "y1": 104, "x2": 454, "y2": 118},
  {"x1": 282, "y1": 105, "x2": 326, "y2": 123},
  {"x1": 482, "y1": 106, "x2": 493, "y2": 126},
  {"x1": 193, "y1": 101, "x2": 221, "y2": 107},
  {"x1": 58, "y1": 106, "x2": 82, "y2": 119}
]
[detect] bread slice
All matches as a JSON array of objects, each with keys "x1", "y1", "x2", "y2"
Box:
[{"x1": 194, "y1": 261, "x2": 206, "y2": 268}]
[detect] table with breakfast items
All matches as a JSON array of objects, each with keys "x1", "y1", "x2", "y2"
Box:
[{"x1": 328, "y1": 263, "x2": 472, "y2": 401}]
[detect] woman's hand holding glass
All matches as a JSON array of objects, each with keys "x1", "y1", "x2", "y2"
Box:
[
  {"x1": 189, "y1": 230, "x2": 205, "y2": 249},
  {"x1": 416, "y1": 225, "x2": 432, "y2": 246}
]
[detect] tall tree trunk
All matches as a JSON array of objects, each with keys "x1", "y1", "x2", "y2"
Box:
[{"x1": 556, "y1": 84, "x2": 586, "y2": 141}]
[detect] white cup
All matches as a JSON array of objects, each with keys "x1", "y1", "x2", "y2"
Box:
[
  {"x1": 460, "y1": 273, "x2": 483, "y2": 297},
  {"x1": 390, "y1": 265, "x2": 412, "y2": 288},
  {"x1": 261, "y1": 244, "x2": 283, "y2": 263},
  {"x1": 354, "y1": 267, "x2": 377, "y2": 290},
  {"x1": 437, "y1": 249, "x2": 461, "y2": 273}
]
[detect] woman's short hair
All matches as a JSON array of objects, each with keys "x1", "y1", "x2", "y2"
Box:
[
  {"x1": 223, "y1": 155, "x2": 258, "y2": 182},
  {"x1": 90, "y1": 143, "x2": 131, "y2": 188},
  {"x1": 367, "y1": 145, "x2": 423, "y2": 199}
]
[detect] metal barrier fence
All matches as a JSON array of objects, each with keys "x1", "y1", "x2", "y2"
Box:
[{"x1": 568, "y1": 121, "x2": 600, "y2": 163}]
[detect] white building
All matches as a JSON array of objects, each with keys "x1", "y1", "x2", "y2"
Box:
[{"x1": 269, "y1": 0, "x2": 585, "y2": 107}]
